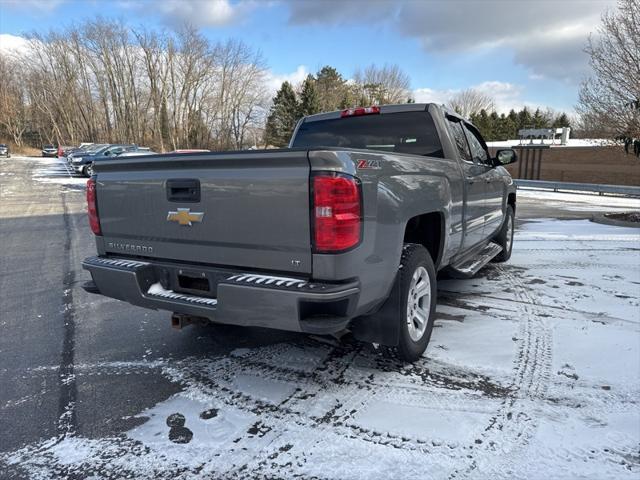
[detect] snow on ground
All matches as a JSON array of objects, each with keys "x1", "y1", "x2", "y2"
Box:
[
  {"x1": 27, "y1": 155, "x2": 88, "y2": 189},
  {"x1": 487, "y1": 138, "x2": 618, "y2": 148},
  {"x1": 2, "y1": 216, "x2": 639, "y2": 479}
]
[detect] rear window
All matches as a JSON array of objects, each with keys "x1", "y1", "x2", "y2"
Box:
[{"x1": 292, "y1": 111, "x2": 444, "y2": 158}]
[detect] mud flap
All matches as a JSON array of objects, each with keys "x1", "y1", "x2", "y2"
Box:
[{"x1": 350, "y1": 272, "x2": 401, "y2": 347}]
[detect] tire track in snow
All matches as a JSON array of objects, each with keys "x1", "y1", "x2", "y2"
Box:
[{"x1": 448, "y1": 264, "x2": 552, "y2": 479}]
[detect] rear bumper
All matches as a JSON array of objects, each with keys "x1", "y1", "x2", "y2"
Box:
[{"x1": 82, "y1": 256, "x2": 360, "y2": 334}]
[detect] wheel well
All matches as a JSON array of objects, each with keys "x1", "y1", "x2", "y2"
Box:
[
  {"x1": 508, "y1": 192, "x2": 516, "y2": 213},
  {"x1": 403, "y1": 212, "x2": 443, "y2": 268}
]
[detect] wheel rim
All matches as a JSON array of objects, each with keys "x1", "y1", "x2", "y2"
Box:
[
  {"x1": 505, "y1": 214, "x2": 514, "y2": 253},
  {"x1": 406, "y1": 266, "x2": 431, "y2": 342},
  {"x1": 87, "y1": 165, "x2": 93, "y2": 176}
]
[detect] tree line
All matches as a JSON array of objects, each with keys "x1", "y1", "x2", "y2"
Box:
[
  {"x1": 0, "y1": 19, "x2": 269, "y2": 151},
  {"x1": 265, "y1": 73, "x2": 571, "y2": 146},
  {"x1": 469, "y1": 108, "x2": 571, "y2": 142},
  {"x1": 0, "y1": 20, "x2": 412, "y2": 152},
  {"x1": 0, "y1": 0, "x2": 636, "y2": 152},
  {"x1": 265, "y1": 65, "x2": 412, "y2": 146}
]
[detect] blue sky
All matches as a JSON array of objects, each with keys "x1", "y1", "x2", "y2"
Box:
[{"x1": 0, "y1": 0, "x2": 616, "y2": 113}]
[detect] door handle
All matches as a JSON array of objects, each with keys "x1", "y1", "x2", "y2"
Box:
[{"x1": 166, "y1": 179, "x2": 200, "y2": 203}]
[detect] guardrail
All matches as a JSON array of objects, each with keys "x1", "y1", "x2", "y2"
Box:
[{"x1": 514, "y1": 179, "x2": 640, "y2": 197}]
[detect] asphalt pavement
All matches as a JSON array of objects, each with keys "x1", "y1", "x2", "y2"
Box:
[{"x1": 0, "y1": 156, "x2": 302, "y2": 454}]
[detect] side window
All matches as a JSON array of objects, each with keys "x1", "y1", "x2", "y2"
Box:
[
  {"x1": 462, "y1": 123, "x2": 490, "y2": 165},
  {"x1": 447, "y1": 119, "x2": 472, "y2": 163}
]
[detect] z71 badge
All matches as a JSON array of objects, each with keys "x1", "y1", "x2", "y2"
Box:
[{"x1": 357, "y1": 159, "x2": 381, "y2": 169}]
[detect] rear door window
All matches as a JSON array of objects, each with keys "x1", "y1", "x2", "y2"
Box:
[
  {"x1": 462, "y1": 123, "x2": 490, "y2": 165},
  {"x1": 292, "y1": 111, "x2": 444, "y2": 158},
  {"x1": 447, "y1": 119, "x2": 472, "y2": 163}
]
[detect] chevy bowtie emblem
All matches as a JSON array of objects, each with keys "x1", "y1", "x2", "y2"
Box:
[{"x1": 167, "y1": 208, "x2": 204, "y2": 226}]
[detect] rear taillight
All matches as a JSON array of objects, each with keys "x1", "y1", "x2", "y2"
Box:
[
  {"x1": 340, "y1": 106, "x2": 380, "y2": 117},
  {"x1": 86, "y1": 178, "x2": 101, "y2": 236},
  {"x1": 312, "y1": 173, "x2": 361, "y2": 252}
]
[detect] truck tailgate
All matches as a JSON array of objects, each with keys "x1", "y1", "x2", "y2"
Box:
[{"x1": 95, "y1": 150, "x2": 312, "y2": 274}]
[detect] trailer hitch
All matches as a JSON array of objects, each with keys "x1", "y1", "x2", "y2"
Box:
[{"x1": 170, "y1": 313, "x2": 210, "y2": 330}]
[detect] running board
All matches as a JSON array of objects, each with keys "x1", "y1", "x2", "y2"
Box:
[{"x1": 448, "y1": 243, "x2": 503, "y2": 278}]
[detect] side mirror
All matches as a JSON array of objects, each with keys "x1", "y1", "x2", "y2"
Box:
[{"x1": 493, "y1": 149, "x2": 517, "y2": 167}]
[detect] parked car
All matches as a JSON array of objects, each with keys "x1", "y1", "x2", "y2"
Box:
[
  {"x1": 72, "y1": 144, "x2": 138, "y2": 177},
  {"x1": 66, "y1": 144, "x2": 104, "y2": 164},
  {"x1": 58, "y1": 145, "x2": 75, "y2": 157},
  {"x1": 41, "y1": 145, "x2": 58, "y2": 157},
  {"x1": 0, "y1": 144, "x2": 9, "y2": 157},
  {"x1": 81, "y1": 103, "x2": 518, "y2": 362}
]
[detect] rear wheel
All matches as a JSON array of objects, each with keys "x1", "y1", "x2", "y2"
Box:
[
  {"x1": 492, "y1": 205, "x2": 515, "y2": 262},
  {"x1": 396, "y1": 244, "x2": 437, "y2": 362}
]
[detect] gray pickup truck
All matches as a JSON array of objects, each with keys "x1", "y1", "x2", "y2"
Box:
[{"x1": 82, "y1": 103, "x2": 517, "y2": 361}]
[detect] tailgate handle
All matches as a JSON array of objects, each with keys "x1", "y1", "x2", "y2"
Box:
[{"x1": 166, "y1": 179, "x2": 200, "y2": 203}]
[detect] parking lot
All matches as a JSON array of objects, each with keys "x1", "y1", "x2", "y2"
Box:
[{"x1": 1, "y1": 156, "x2": 639, "y2": 479}]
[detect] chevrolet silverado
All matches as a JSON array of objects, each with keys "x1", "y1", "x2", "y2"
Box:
[{"x1": 82, "y1": 103, "x2": 517, "y2": 361}]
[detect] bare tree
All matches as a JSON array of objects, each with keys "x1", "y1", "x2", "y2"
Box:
[
  {"x1": 353, "y1": 64, "x2": 411, "y2": 105},
  {"x1": 9, "y1": 19, "x2": 269, "y2": 152},
  {"x1": 0, "y1": 54, "x2": 28, "y2": 146},
  {"x1": 577, "y1": 0, "x2": 640, "y2": 138},
  {"x1": 447, "y1": 88, "x2": 495, "y2": 119}
]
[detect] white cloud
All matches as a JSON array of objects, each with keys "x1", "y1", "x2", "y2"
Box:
[
  {"x1": 264, "y1": 65, "x2": 308, "y2": 94},
  {"x1": 285, "y1": 0, "x2": 615, "y2": 84},
  {"x1": 413, "y1": 81, "x2": 528, "y2": 114},
  {"x1": 155, "y1": 0, "x2": 256, "y2": 27},
  {"x1": 3, "y1": 0, "x2": 65, "y2": 11},
  {"x1": 0, "y1": 34, "x2": 31, "y2": 57}
]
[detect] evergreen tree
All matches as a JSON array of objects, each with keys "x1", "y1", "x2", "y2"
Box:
[
  {"x1": 315, "y1": 66, "x2": 349, "y2": 111},
  {"x1": 507, "y1": 109, "x2": 519, "y2": 137},
  {"x1": 494, "y1": 113, "x2": 513, "y2": 140},
  {"x1": 517, "y1": 107, "x2": 533, "y2": 130},
  {"x1": 489, "y1": 111, "x2": 500, "y2": 140},
  {"x1": 339, "y1": 90, "x2": 355, "y2": 109},
  {"x1": 472, "y1": 109, "x2": 492, "y2": 140},
  {"x1": 299, "y1": 75, "x2": 321, "y2": 117},
  {"x1": 532, "y1": 108, "x2": 547, "y2": 128},
  {"x1": 552, "y1": 113, "x2": 570, "y2": 128},
  {"x1": 265, "y1": 81, "x2": 299, "y2": 147}
]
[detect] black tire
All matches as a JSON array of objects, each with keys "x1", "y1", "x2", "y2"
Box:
[
  {"x1": 395, "y1": 243, "x2": 437, "y2": 362},
  {"x1": 83, "y1": 164, "x2": 94, "y2": 178},
  {"x1": 492, "y1": 205, "x2": 515, "y2": 262}
]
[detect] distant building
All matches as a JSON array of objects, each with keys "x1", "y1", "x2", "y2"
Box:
[
  {"x1": 516, "y1": 127, "x2": 571, "y2": 145},
  {"x1": 487, "y1": 135, "x2": 639, "y2": 187}
]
